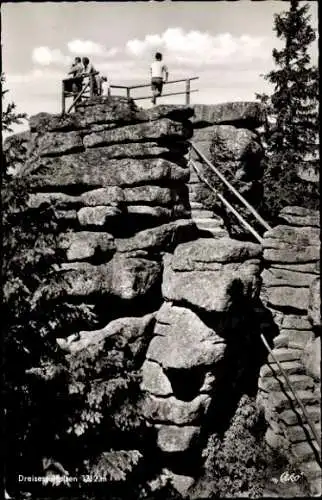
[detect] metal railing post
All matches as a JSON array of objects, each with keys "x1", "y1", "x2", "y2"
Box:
[
  {"x1": 185, "y1": 79, "x2": 191, "y2": 105},
  {"x1": 126, "y1": 87, "x2": 131, "y2": 99}
]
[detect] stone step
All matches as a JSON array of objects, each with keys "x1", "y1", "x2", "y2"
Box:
[
  {"x1": 259, "y1": 374, "x2": 315, "y2": 392},
  {"x1": 191, "y1": 209, "x2": 217, "y2": 219},
  {"x1": 273, "y1": 335, "x2": 289, "y2": 348},
  {"x1": 189, "y1": 202, "x2": 204, "y2": 210},
  {"x1": 300, "y1": 460, "x2": 322, "y2": 480},
  {"x1": 198, "y1": 228, "x2": 229, "y2": 239},
  {"x1": 268, "y1": 348, "x2": 302, "y2": 363},
  {"x1": 291, "y1": 441, "x2": 321, "y2": 463},
  {"x1": 268, "y1": 390, "x2": 319, "y2": 411},
  {"x1": 286, "y1": 422, "x2": 321, "y2": 443},
  {"x1": 274, "y1": 332, "x2": 314, "y2": 350},
  {"x1": 192, "y1": 217, "x2": 223, "y2": 227},
  {"x1": 288, "y1": 332, "x2": 314, "y2": 350},
  {"x1": 260, "y1": 361, "x2": 306, "y2": 378},
  {"x1": 280, "y1": 407, "x2": 321, "y2": 426}
]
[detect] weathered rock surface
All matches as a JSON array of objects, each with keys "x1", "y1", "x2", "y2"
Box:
[
  {"x1": 115, "y1": 220, "x2": 197, "y2": 254},
  {"x1": 57, "y1": 313, "x2": 155, "y2": 355},
  {"x1": 58, "y1": 231, "x2": 115, "y2": 261},
  {"x1": 83, "y1": 118, "x2": 192, "y2": 148},
  {"x1": 278, "y1": 206, "x2": 320, "y2": 228},
  {"x1": 141, "y1": 360, "x2": 173, "y2": 396},
  {"x1": 162, "y1": 239, "x2": 261, "y2": 313},
  {"x1": 308, "y1": 278, "x2": 321, "y2": 329},
  {"x1": 36, "y1": 255, "x2": 161, "y2": 301},
  {"x1": 192, "y1": 102, "x2": 265, "y2": 129},
  {"x1": 37, "y1": 131, "x2": 84, "y2": 157},
  {"x1": 142, "y1": 394, "x2": 211, "y2": 425},
  {"x1": 156, "y1": 425, "x2": 201, "y2": 453},
  {"x1": 24, "y1": 155, "x2": 189, "y2": 189},
  {"x1": 146, "y1": 303, "x2": 226, "y2": 369}
]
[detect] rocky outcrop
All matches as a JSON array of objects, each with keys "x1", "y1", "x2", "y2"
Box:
[
  {"x1": 257, "y1": 207, "x2": 321, "y2": 496},
  {"x1": 188, "y1": 102, "x2": 265, "y2": 239},
  {"x1": 9, "y1": 97, "x2": 319, "y2": 497}
]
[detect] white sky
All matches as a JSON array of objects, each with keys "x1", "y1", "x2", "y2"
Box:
[{"x1": 1, "y1": 1, "x2": 318, "y2": 135}]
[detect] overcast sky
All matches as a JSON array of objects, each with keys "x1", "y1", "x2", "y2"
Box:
[{"x1": 2, "y1": 1, "x2": 318, "y2": 134}]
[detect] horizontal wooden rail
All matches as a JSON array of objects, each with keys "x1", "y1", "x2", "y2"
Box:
[
  {"x1": 190, "y1": 141, "x2": 272, "y2": 232},
  {"x1": 132, "y1": 89, "x2": 198, "y2": 101},
  {"x1": 123, "y1": 76, "x2": 199, "y2": 90},
  {"x1": 62, "y1": 71, "x2": 100, "y2": 84}
]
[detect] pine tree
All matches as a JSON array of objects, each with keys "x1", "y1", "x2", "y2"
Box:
[
  {"x1": 1, "y1": 73, "x2": 28, "y2": 133},
  {"x1": 257, "y1": 0, "x2": 319, "y2": 220}
]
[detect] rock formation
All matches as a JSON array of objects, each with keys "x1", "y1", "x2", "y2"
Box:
[
  {"x1": 258, "y1": 206, "x2": 321, "y2": 496},
  {"x1": 4, "y1": 97, "x2": 320, "y2": 497}
]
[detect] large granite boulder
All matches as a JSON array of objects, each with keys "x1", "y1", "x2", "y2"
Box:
[
  {"x1": 162, "y1": 238, "x2": 262, "y2": 313},
  {"x1": 192, "y1": 102, "x2": 265, "y2": 129},
  {"x1": 146, "y1": 303, "x2": 226, "y2": 370}
]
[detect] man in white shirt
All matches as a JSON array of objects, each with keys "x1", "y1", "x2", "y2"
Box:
[{"x1": 150, "y1": 52, "x2": 169, "y2": 105}]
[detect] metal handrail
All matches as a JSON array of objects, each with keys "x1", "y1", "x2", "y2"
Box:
[
  {"x1": 109, "y1": 77, "x2": 199, "y2": 104},
  {"x1": 261, "y1": 333, "x2": 321, "y2": 457},
  {"x1": 190, "y1": 159, "x2": 263, "y2": 243},
  {"x1": 190, "y1": 141, "x2": 272, "y2": 232},
  {"x1": 109, "y1": 76, "x2": 199, "y2": 91}
]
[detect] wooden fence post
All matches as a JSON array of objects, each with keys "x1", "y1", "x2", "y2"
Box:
[
  {"x1": 89, "y1": 76, "x2": 94, "y2": 98},
  {"x1": 185, "y1": 79, "x2": 190, "y2": 105},
  {"x1": 62, "y1": 81, "x2": 65, "y2": 114},
  {"x1": 126, "y1": 87, "x2": 131, "y2": 99}
]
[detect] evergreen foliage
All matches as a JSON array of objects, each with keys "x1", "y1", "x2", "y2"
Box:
[
  {"x1": 1, "y1": 73, "x2": 28, "y2": 133},
  {"x1": 256, "y1": 0, "x2": 319, "y2": 221}
]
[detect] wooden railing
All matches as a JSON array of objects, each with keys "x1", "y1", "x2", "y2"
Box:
[
  {"x1": 108, "y1": 77, "x2": 199, "y2": 104},
  {"x1": 62, "y1": 71, "x2": 100, "y2": 114}
]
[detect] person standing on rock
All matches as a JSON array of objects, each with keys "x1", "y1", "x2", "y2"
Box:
[
  {"x1": 82, "y1": 57, "x2": 98, "y2": 95},
  {"x1": 67, "y1": 56, "x2": 83, "y2": 94},
  {"x1": 150, "y1": 52, "x2": 169, "y2": 105}
]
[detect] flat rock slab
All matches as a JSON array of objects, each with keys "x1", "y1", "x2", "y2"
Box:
[
  {"x1": 24, "y1": 155, "x2": 189, "y2": 189},
  {"x1": 265, "y1": 286, "x2": 310, "y2": 313},
  {"x1": 146, "y1": 303, "x2": 225, "y2": 369},
  {"x1": 264, "y1": 225, "x2": 320, "y2": 246},
  {"x1": 261, "y1": 268, "x2": 317, "y2": 288},
  {"x1": 116, "y1": 220, "x2": 197, "y2": 253},
  {"x1": 142, "y1": 394, "x2": 211, "y2": 425},
  {"x1": 58, "y1": 231, "x2": 115, "y2": 261},
  {"x1": 37, "y1": 131, "x2": 84, "y2": 157},
  {"x1": 278, "y1": 206, "x2": 320, "y2": 228},
  {"x1": 192, "y1": 102, "x2": 265, "y2": 129},
  {"x1": 83, "y1": 118, "x2": 192, "y2": 148},
  {"x1": 59, "y1": 313, "x2": 155, "y2": 354},
  {"x1": 87, "y1": 142, "x2": 188, "y2": 160},
  {"x1": 75, "y1": 98, "x2": 194, "y2": 127},
  {"x1": 36, "y1": 255, "x2": 161, "y2": 301},
  {"x1": 170, "y1": 238, "x2": 262, "y2": 269},
  {"x1": 77, "y1": 206, "x2": 122, "y2": 226}
]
